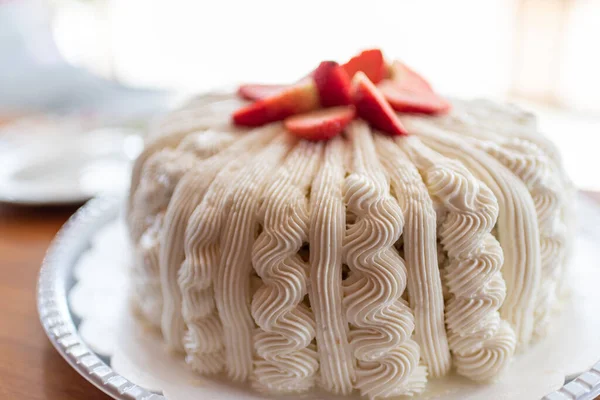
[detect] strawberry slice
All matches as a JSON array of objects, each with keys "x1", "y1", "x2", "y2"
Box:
[
  {"x1": 390, "y1": 60, "x2": 434, "y2": 93},
  {"x1": 351, "y1": 72, "x2": 408, "y2": 136},
  {"x1": 342, "y1": 49, "x2": 386, "y2": 84},
  {"x1": 313, "y1": 61, "x2": 352, "y2": 107},
  {"x1": 378, "y1": 80, "x2": 450, "y2": 114},
  {"x1": 233, "y1": 81, "x2": 320, "y2": 127},
  {"x1": 237, "y1": 84, "x2": 288, "y2": 101},
  {"x1": 284, "y1": 106, "x2": 355, "y2": 141}
]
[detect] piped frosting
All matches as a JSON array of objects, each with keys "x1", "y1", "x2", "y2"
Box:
[{"x1": 127, "y1": 93, "x2": 572, "y2": 399}]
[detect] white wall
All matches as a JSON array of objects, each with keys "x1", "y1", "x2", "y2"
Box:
[{"x1": 106, "y1": 0, "x2": 516, "y2": 98}]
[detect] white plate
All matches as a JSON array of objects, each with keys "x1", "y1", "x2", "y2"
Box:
[
  {"x1": 37, "y1": 196, "x2": 600, "y2": 400},
  {"x1": 0, "y1": 128, "x2": 142, "y2": 205}
]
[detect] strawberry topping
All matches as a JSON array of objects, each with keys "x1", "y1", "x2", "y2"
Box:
[
  {"x1": 342, "y1": 49, "x2": 387, "y2": 84},
  {"x1": 351, "y1": 72, "x2": 408, "y2": 136},
  {"x1": 313, "y1": 61, "x2": 352, "y2": 107},
  {"x1": 284, "y1": 106, "x2": 355, "y2": 141},
  {"x1": 378, "y1": 80, "x2": 450, "y2": 114},
  {"x1": 233, "y1": 81, "x2": 320, "y2": 127},
  {"x1": 233, "y1": 49, "x2": 449, "y2": 140}
]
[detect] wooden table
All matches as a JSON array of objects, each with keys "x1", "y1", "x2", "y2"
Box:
[
  {"x1": 1, "y1": 193, "x2": 599, "y2": 400},
  {"x1": 0, "y1": 203, "x2": 110, "y2": 400}
]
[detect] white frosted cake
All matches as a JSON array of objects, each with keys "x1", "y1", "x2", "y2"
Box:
[{"x1": 126, "y1": 50, "x2": 573, "y2": 399}]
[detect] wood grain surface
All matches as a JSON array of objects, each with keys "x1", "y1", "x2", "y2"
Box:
[{"x1": 1, "y1": 193, "x2": 599, "y2": 400}]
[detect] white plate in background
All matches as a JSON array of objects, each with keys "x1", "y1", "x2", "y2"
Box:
[{"x1": 0, "y1": 128, "x2": 142, "y2": 205}]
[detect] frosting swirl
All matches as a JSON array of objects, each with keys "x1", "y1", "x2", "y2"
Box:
[
  {"x1": 250, "y1": 141, "x2": 321, "y2": 392},
  {"x1": 161, "y1": 127, "x2": 279, "y2": 351},
  {"x1": 342, "y1": 122, "x2": 423, "y2": 398},
  {"x1": 403, "y1": 135, "x2": 516, "y2": 381},
  {"x1": 403, "y1": 119, "x2": 542, "y2": 347},
  {"x1": 375, "y1": 135, "x2": 451, "y2": 379}
]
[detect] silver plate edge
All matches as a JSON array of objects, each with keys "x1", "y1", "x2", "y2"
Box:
[
  {"x1": 36, "y1": 195, "x2": 600, "y2": 400},
  {"x1": 36, "y1": 196, "x2": 165, "y2": 400}
]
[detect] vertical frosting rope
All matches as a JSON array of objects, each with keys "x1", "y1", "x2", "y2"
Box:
[
  {"x1": 308, "y1": 137, "x2": 354, "y2": 395},
  {"x1": 428, "y1": 101, "x2": 574, "y2": 303},
  {"x1": 375, "y1": 136, "x2": 451, "y2": 378},
  {"x1": 131, "y1": 213, "x2": 164, "y2": 327},
  {"x1": 127, "y1": 129, "x2": 190, "y2": 232},
  {"x1": 250, "y1": 141, "x2": 321, "y2": 393},
  {"x1": 129, "y1": 148, "x2": 196, "y2": 242},
  {"x1": 128, "y1": 130, "x2": 235, "y2": 329},
  {"x1": 342, "y1": 122, "x2": 423, "y2": 399},
  {"x1": 160, "y1": 127, "x2": 278, "y2": 351},
  {"x1": 128, "y1": 128, "x2": 238, "y2": 240},
  {"x1": 178, "y1": 146, "x2": 257, "y2": 374},
  {"x1": 411, "y1": 112, "x2": 568, "y2": 341},
  {"x1": 476, "y1": 139, "x2": 566, "y2": 339},
  {"x1": 215, "y1": 135, "x2": 293, "y2": 381},
  {"x1": 129, "y1": 147, "x2": 194, "y2": 329},
  {"x1": 403, "y1": 136, "x2": 516, "y2": 381},
  {"x1": 403, "y1": 119, "x2": 542, "y2": 347}
]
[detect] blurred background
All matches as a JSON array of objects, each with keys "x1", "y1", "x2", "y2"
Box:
[{"x1": 0, "y1": 0, "x2": 599, "y2": 204}]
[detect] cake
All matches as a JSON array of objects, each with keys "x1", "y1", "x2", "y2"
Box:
[{"x1": 126, "y1": 50, "x2": 573, "y2": 399}]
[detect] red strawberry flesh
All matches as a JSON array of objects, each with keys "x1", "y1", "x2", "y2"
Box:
[
  {"x1": 284, "y1": 106, "x2": 355, "y2": 141},
  {"x1": 313, "y1": 61, "x2": 352, "y2": 107},
  {"x1": 233, "y1": 81, "x2": 320, "y2": 127},
  {"x1": 351, "y1": 72, "x2": 408, "y2": 136},
  {"x1": 342, "y1": 49, "x2": 386, "y2": 84},
  {"x1": 378, "y1": 80, "x2": 450, "y2": 114}
]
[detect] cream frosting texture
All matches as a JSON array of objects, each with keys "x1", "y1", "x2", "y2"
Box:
[{"x1": 127, "y1": 94, "x2": 573, "y2": 399}]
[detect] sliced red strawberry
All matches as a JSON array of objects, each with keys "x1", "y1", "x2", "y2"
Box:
[
  {"x1": 237, "y1": 84, "x2": 288, "y2": 101},
  {"x1": 313, "y1": 61, "x2": 352, "y2": 107},
  {"x1": 378, "y1": 80, "x2": 450, "y2": 114},
  {"x1": 233, "y1": 81, "x2": 320, "y2": 127},
  {"x1": 390, "y1": 60, "x2": 434, "y2": 93},
  {"x1": 284, "y1": 106, "x2": 355, "y2": 141},
  {"x1": 342, "y1": 49, "x2": 386, "y2": 84},
  {"x1": 351, "y1": 72, "x2": 408, "y2": 136}
]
